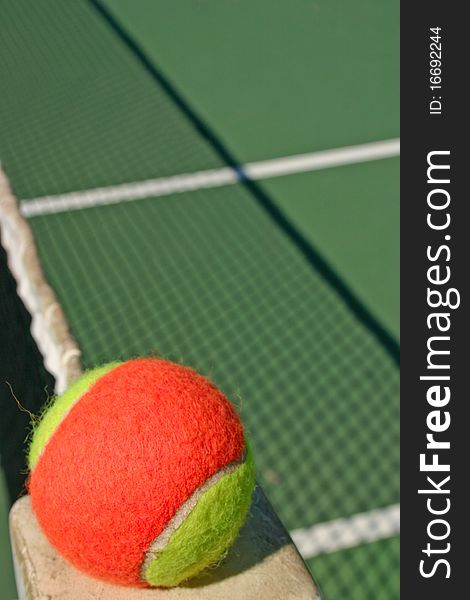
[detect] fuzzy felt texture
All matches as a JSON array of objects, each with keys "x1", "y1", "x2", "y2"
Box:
[
  {"x1": 28, "y1": 362, "x2": 120, "y2": 469},
  {"x1": 28, "y1": 358, "x2": 247, "y2": 587},
  {"x1": 144, "y1": 444, "x2": 254, "y2": 587}
]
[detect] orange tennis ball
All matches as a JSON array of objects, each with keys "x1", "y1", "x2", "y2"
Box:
[{"x1": 27, "y1": 358, "x2": 254, "y2": 587}]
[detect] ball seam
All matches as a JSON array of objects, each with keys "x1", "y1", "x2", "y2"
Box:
[{"x1": 140, "y1": 448, "x2": 247, "y2": 582}]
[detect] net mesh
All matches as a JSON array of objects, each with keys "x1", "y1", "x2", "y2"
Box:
[
  {"x1": 0, "y1": 239, "x2": 55, "y2": 501},
  {"x1": 0, "y1": 1, "x2": 399, "y2": 598}
]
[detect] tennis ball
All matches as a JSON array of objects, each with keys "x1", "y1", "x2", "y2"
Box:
[{"x1": 27, "y1": 358, "x2": 254, "y2": 588}]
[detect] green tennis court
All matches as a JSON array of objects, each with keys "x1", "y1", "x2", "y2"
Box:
[{"x1": 0, "y1": 1, "x2": 399, "y2": 598}]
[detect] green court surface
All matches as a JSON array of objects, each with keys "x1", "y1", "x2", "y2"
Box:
[
  {"x1": 309, "y1": 536, "x2": 400, "y2": 600},
  {"x1": 0, "y1": 1, "x2": 399, "y2": 598},
  {"x1": 27, "y1": 184, "x2": 400, "y2": 528},
  {"x1": 263, "y1": 158, "x2": 400, "y2": 338},
  {"x1": 105, "y1": 0, "x2": 399, "y2": 161},
  {"x1": 102, "y1": 0, "x2": 400, "y2": 338}
]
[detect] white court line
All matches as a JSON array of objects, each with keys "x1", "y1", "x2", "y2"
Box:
[
  {"x1": 290, "y1": 503, "x2": 400, "y2": 559},
  {"x1": 20, "y1": 138, "x2": 400, "y2": 217}
]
